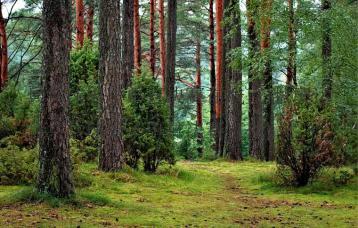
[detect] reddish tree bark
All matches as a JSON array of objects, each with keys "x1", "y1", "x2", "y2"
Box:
[
  {"x1": 195, "y1": 40, "x2": 203, "y2": 157},
  {"x1": 159, "y1": 0, "x2": 166, "y2": 95},
  {"x1": 134, "y1": 0, "x2": 142, "y2": 75},
  {"x1": 0, "y1": 2, "x2": 7, "y2": 90},
  {"x1": 209, "y1": 0, "x2": 216, "y2": 134},
  {"x1": 76, "y1": 0, "x2": 85, "y2": 46},
  {"x1": 150, "y1": 0, "x2": 156, "y2": 75},
  {"x1": 122, "y1": 0, "x2": 134, "y2": 89},
  {"x1": 85, "y1": 0, "x2": 94, "y2": 42},
  {"x1": 261, "y1": 0, "x2": 274, "y2": 161}
]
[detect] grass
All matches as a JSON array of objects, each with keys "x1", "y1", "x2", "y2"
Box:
[{"x1": 0, "y1": 160, "x2": 357, "y2": 227}]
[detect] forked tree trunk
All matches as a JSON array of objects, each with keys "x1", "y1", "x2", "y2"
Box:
[
  {"x1": 225, "y1": 0, "x2": 243, "y2": 160},
  {"x1": 165, "y1": 0, "x2": 177, "y2": 124},
  {"x1": 247, "y1": 0, "x2": 263, "y2": 160},
  {"x1": 209, "y1": 0, "x2": 216, "y2": 134},
  {"x1": 150, "y1": 0, "x2": 156, "y2": 75},
  {"x1": 159, "y1": 0, "x2": 166, "y2": 95},
  {"x1": 38, "y1": 0, "x2": 74, "y2": 197},
  {"x1": 85, "y1": 0, "x2": 94, "y2": 42},
  {"x1": 195, "y1": 40, "x2": 203, "y2": 157},
  {"x1": 215, "y1": 0, "x2": 224, "y2": 155},
  {"x1": 0, "y1": 2, "x2": 8, "y2": 90},
  {"x1": 261, "y1": 0, "x2": 274, "y2": 161},
  {"x1": 98, "y1": 0, "x2": 124, "y2": 171},
  {"x1": 122, "y1": 0, "x2": 134, "y2": 89},
  {"x1": 134, "y1": 0, "x2": 142, "y2": 75},
  {"x1": 76, "y1": 0, "x2": 85, "y2": 46}
]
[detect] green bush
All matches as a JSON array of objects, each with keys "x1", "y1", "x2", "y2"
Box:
[{"x1": 123, "y1": 70, "x2": 175, "y2": 172}]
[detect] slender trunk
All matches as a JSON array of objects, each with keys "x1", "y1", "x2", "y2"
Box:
[
  {"x1": 122, "y1": 0, "x2": 134, "y2": 89},
  {"x1": 261, "y1": 0, "x2": 274, "y2": 161},
  {"x1": 85, "y1": 0, "x2": 94, "y2": 42},
  {"x1": 322, "y1": 0, "x2": 332, "y2": 101},
  {"x1": 247, "y1": 0, "x2": 263, "y2": 160},
  {"x1": 165, "y1": 0, "x2": 177, "y2": 125},
  {"x1": 38, "y1": 0, "x2": 74, "y2": 197},
  {"x1": 150, "y1": 0, "x2": 156, "y2": 75},
  {"x1": 215, "y1": 0, "x2": 224, "y2": 155},
  {"x1": 0, "y1": 3, "x2": 7, "y2": 90},
  {"x1": 209, "y1": 0, "x2": 216, "y2": 134},
  {"x1": 134, "y1": 0, "x2": 141, "y2": 75},
  {"x1": 159, "y1": 0, "x2": 166, "y2": 96},
  {"x1": 76, "y1": 0, "x2": 85, "y2": 47},
  {"x1": 98, "y1": 0, "x2": 124, "y2": 171},
  {"x1": 226, "y1": 0, "x2": 243, "y2": 160},
  {"x1": 195, "y1": 40, "x2": 203, "y2": 157},
  {"x1": 287, "y1": 0, "x2": 297, "y2": 95}
]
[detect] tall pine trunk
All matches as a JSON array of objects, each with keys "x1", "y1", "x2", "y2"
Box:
[
  {"x1": 85, "y1": 0, "x2": 94, "y2": 42},
  {"x1": 150, "y1": 0, "x2": 156, "y2": 75},
  {"x1": 287, "y1": 0, "x2": 297, "y2": 94},
  {"x1": 215, "y1": 0, "x2": 224, "y2": 155},
  {"x1": 159, "y1": 0, "x2": 166, "y2": 95},
  {"x1": 225, "y1": 0, "x2": 243, "y2": 160},
  {"x1": 247, "y1": 0, "x2": 263, "y2": 159},
  {"x1": 38, "y1": 0, "x2": 74, "y2": 197},
  {"x1": 165, "y1": 0, "x2": 177, "y2": 124},
  {"x1": 76, "y1": 0, "x2": 85, "y2": 46},
  {"x1": 98, "y1": 0, "x2": 124, "y2": 171},
  {"x1": 261, "y1": 0, "x2": 274, "y2": 161},
  {"x1": 122, "y1": 0, "x2": 134, "y2": 89},
  {"x1": 0, "y1": 2, "x2": 7, "y2": 90},
  {"x1": 195, "y1": 40, "x2": 203, "y2": 157},
  {"x1": 322, "y1": 0, "x2": 332, "y2": 101},
  {"x1": 134, "y1": 0, "x2": 142, "y2": 75},
  {"x1": 209, "y1": 0, "x2": 216, "y2": 135}
]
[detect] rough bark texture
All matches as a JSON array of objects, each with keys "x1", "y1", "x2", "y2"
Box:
[
  {"x1": 287, "y1": 0, "x2": 297, "y2": 94},
  {"x1": 247, "y1": 0, "x2": 263, "y2": 159},
  {"x1": 122, "y1": 0, "x2": 134, "y2": 89},
  {"x1": 85, "y1": 0, "x2": 94, "y2": 42},
  {"x1": 159, "y1": 0, "x2": 166, "y2": 96},
  {"x1": 38, "y1": 0, "x2": 74, "y2": 197},
  {"x1": 195, "y1": 40, "x2": 203, "y2": 157},
  {"x1": 165, "y1": 0, "x2": 177, "y2": 124},
  {"x1": 215, "y1": 0, "x2": 224, "y2": 155},
  {"x1": 261, "y1": 0, "x2": 274, "y2": 161},
  {"x1": 321, "y1": 0, "x2": 332, "y2": 101},
  {"x1": 150, "y1": 0, "x2": 156, "y2": 75},
  {"x1": 225, "y1": 0, "x2": 243, "y2": 161},
  {"x1": 0, "y1": 2, "x2": 7, "y2": 90},
  {"x1": 98, "y1": 0, "x2": 124, "y2": 171},
  {"x1": 134, "y1": 0, "x2": 142, "y2": 75},
  {"x1": 209, "y1": 0, "x2": 216, "y2": 134},
  {"x1": 76, "y1": 0, "x2": 85, "y2": 46}
]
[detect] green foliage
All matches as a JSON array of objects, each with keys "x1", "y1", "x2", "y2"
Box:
[
  {"x1": 69, "y1": 42, "x2": 99, "y2": 140},
  {"x1": 70, "y1": 130, "x2": 98, "y2": 163},
  {"x1": 123, "y1": 70, "x2": 175, "y2": 172},
  {"x1": 0, "y1": 145, "x2": 38, "y2": 185}
]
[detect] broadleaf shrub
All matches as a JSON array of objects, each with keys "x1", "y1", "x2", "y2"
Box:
[{"x1": 123, "y1": 70, "x2": 175, "y2": 172}]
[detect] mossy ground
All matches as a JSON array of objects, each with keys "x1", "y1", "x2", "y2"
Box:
[{"x1": 0, "y1": 161, "x2": 357, "y2": 227}]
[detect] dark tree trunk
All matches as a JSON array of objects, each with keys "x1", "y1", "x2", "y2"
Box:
[
  {"x1": 98, "y1": 0, "x2": 124, "y2": 171},
  {"x1": 134, "y1": 0, "x2": 141, "y2": 75},
  {"x1": 85, "y1": 0, "x2": 94, "y2": 42},
  {"x1": 215, "y1": 0, "x2": 224, "y2": 155},
  {"x1": 195, "y1": 40, "x2": 203, "y2": 157},
  {"x1": 149, "y1": 0, "x2": 156, "y2": 75},
  {"x1": 287, "y1": 0, "x2": 297, "y2": 95},
  {"x1": 261, "y1": 0, "x2": 274, "y2": 161},
  {"x1": 76, "y1": 0, "x2": 85, "y2": 46},
  {"x1": 38, "y1": 0, "x2": 74, "y2": 197},
  {"x1": 321, "y1": 0, "x2": 332, "y2": 101},
  {"x1": 209, "y1": 0, "x2": 216, "y2": 135},
  {"x1": 246, "y1": 0, "x2": 263, "y2": 160},
  {"x1": 165, "y1": 0, "x2": 177, "y2": 125},
  {"x1": 0, "y1": 2, "x2": 8, "y2": 90},
  {"x1": 225, "y1": 0, "x2": 243, "y2": 161},
  {"x1": 159, "y1": 0, "x2": 166, "y2": 96},
  {"x1": 122, "y1": 0, "x2": 134, "y2": 89}
]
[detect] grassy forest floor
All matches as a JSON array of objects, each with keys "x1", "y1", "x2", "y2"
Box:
[{"x1": 0, "y1": 161, "x2": 357, "y2": 227}]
